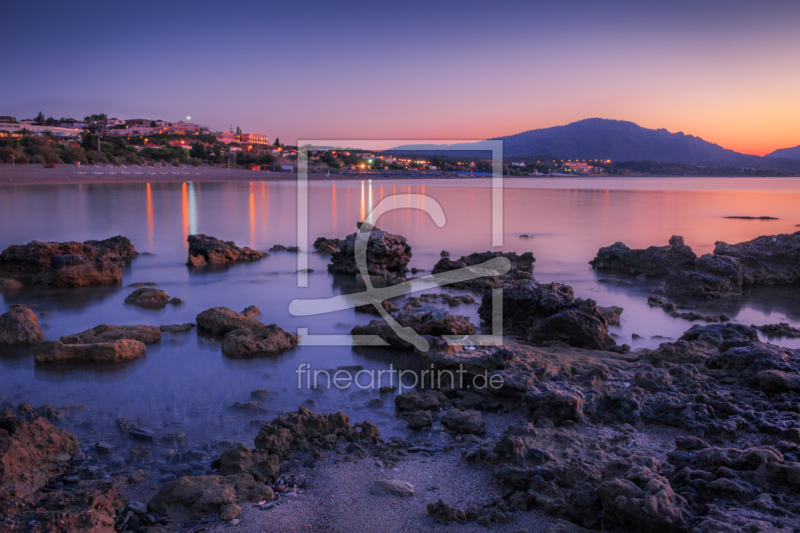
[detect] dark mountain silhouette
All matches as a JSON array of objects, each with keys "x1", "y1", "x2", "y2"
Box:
[
  {"x1": 766, "y1": 144, "x2": 800, "y2": 160},
  {"x1": 387, "y1": 119, "x2": 800, "y2": 172}
]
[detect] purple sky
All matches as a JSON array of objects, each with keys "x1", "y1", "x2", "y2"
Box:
[{"x1": 4, "y1": 0, "x2": 800, "y2": 155}]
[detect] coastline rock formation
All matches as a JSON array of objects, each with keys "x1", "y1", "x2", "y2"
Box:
[
  {"x1": 432, "y1": 251, "x2": 535, "y2": 290},
  {"x1": 0, "y1": 416, "x2": 79, "y2": 499},
  {"x1": 60, "y1": 324, "x2": 162, "y2": 345},
  {"x1": 186, "y1": 234, "x2": 268, "y2": 267},
  {"x1": 32, "y1": 339, "x2": 147, "y2": 365},
  {"x1": 478, "y1": 280, "x2": 620, "y2": 350},
  {"x1": 124, "y1": 288, "x2": 183, "y2": 308},
  {"x1": 0, "y1": 236, "x2": 137, "y2": 287},
  {"x1": 196, "y1": 306, "x2": 297, "y2": 357},
  {"x1": 591, "y1": 231, "x2": 800, "y2": 298},
  {"x1": 314, "y1": 236, "x2": 343, "y2": 255},
  {"x1": 328, "y1": 223, "x2": 411, "y2": 281},
  {"x1": 589, "y1": 235, "x2": 696, "y2": 278},
  {"x1": 351, "y1": 305, "x2": 476, "y2": 349},
  {"x1": 0, "y1": 305, "x2": 44, "y2": 347}
]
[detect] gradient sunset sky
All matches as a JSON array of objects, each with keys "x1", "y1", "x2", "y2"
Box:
[{"x1": 4, "y1": 0, "x2": 799, "y2": 155}]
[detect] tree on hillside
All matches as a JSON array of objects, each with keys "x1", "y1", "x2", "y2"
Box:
[
  {"x1": 35, "y1": 112, "x2": 45, "y2": 126},
  {"x1": 274, "y1": 137, "x2": 281, "y2": 147},
  {"x1": 45, "y1": 117, "x2": 56, "y2": 125},
  {"x1": 190, "y1": 142, "x2": 206, "y2": 159},
  {"x1": 236, "y1": 126, "x2": 241, "y2": 135},
  {"x1": 150, "y1": 121, "x2": 157, "y2": 127}
]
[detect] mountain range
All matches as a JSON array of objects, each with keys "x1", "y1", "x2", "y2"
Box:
[{"x1": 387, "y1": 119, "x2": 800, "y2": 171}]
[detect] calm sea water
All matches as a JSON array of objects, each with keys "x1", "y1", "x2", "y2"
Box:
[{"x1": 1, "y1": 177, "x2": 800, "y2": 444}]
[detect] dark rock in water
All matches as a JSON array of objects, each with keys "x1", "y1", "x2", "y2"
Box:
[
  {"x1": 186, "y1": 234, "x2": 268, "y2": 267},
  {"x1": 355, "y1": 300, "x2": 399, "y2": 315},
  {"x1": 241, "y1": 305, "x2": 261, "y2": 318},
  {"x1": 589, "y1": 235, "x2": 696, "y2": 278},
  {"x1": 124, "y1": 288, "x2": 182, "y2": 309},
  {"x1": 160, "y1": 323, "x2": 195, "y2": 333},
  {"x1": 0, "y1": 236, "x2": 136, "y2": 287},
  {"x1": 328, "y1": 223, "x2": 411, "y2": 280},
  {"x1": 269, "y1": 244, "x2": 300, "y2": 252},
  {"x1": 127, "y1": 281, "x2": 158, "y2": 287},
  {"x1": 395, "y1": 391, "x2": 448, "y2": 413},
  {"x1": 351, "y1": 305, "x2": 475, "y2": 350},
  {"x1": 0, "y1": 304, "x2": 44, "y2": 347},
  {"x1": 60, "y1": 324, "x2": 161, "y2": 345},
  {"x1": 0, "y1": 278, "x2": 23, "y2": 292},
  {"x1": 441, "y1": 408, "x2": 485, "y2": 435},
  {"x1": 147, "y1": 473, "x2": 273, "y2": 521},
  {"x1": 724, "y1": 215, "x2": 778, "y2": 220},
  {"x1": 0, "y1": 416, "x2": 79, "y2": 499},
  {"x1": 406, "y1": 410, "x2": 433, "y2": 430},
  {"x1": 665, "y1": 253, "x2": 745, "y2": 299},
  {"x1": 752, "y1": 322, "x2": 800, "y2": 338},
  {"x1": 33, "y1": 339, "x2": 147, "y2": 364},
  {"x1": 432, "y1": 250, "x2": 535, "y2": 290},
  {"x1": 221, "y1": 325, "x2": 298, "y2": 357},
  {"x1": 313, "y1": 236, "x2": 343, "y2": 255},
  {"x1": 478, "y1": 280, "x2": 618, "y2": 350},
  {"x1": 129, "y1": 428, "x2": 154, "y2": 440},
  {"x1": 196, "y1": 307, "x2": 264, "y2": 335}
]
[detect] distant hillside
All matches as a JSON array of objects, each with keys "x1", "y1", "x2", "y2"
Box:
[
  {"x1": 766, "y1": 145, "x2": 800, "y2": 160},
  {"x1": 388, "y1": 119, "x2": 800, "y2": 172}
]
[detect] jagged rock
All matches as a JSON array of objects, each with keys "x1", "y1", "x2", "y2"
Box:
[
  {"x1": 427, "y1": 498, "x2": 456, "y2": 520},
  {"x1": 753, "y1": 322, "x2": 800, "y2": 338},
  {"x1": 395, "y1": 391, "x2": 449, "y2": 413},
  {"x1": 0, "y1": 236, "x2": 136, "y2": 287},
  {"x1": 33, "y1": 339, "x2": 146, "y2": 364},
  {"x1": 313, "y1": 236, "x2": 343, "y2": 255},
  {"x1": 147, "y1": 473, "x2": 272, "y2": 521},
  {"x1": 186, "y1": 234, "x2": 267, "y2": 266},
  {"x1": 665, "y1": 253, "x2": 745, "y2": 298},
  {"x1": 124, "y1": 288, "x2": 182, "y2": 309},
  {"x1": 221, "y1": 325, "x2": 297, "y2": 357},
  {"x1": 215, "y1": 444, "x2": 280, "y2": 482},
  {"x1": 60, "y1": 324, "x2": 161, "y2": 345},
  {"x1": 523, "y1": 385, "x2": 584, "y2": 425},
  {"x1": 196, "y1": 307, "x2": 264, "y2": 335},
  {"x1": 756, "y1": 370, "x2": 800, "y2": 394},
  {"x1": 328, "y1": 223, "x2": 411, "y2": 279},
  {"x1": 351, "y1": 305, "x2": 475, "y2": 349},
  {"x1": 220, "y1": 503, "x2": 242, "y2": 521},
  {"x1": 590, "y1": 235, "x2": 696, "y2": 277},
  {"x1": 406, "y1": 410, "x2": 433, "y2": 430},
  {"x1": 241, "y1": 305, "x2": 261, "y2": 318},
  {"x1": 254, "y1": 407, "x2": 379, "y2": 454},
  {"x1": 478, "y1": 280, "x2": 617, "y2": 350},
  {"x1": 432, "y1": 250, "x2": 535, "y2": 290},
  {"x1": 0, "y1": 417, "x2": 79, "y2": 499},
  {"x1": 354, "y1": 300, "x2": 399, "y2": 315},
  {"x1": 0, "y1": 304, "x2": 44, "y2": 347},
  {"x1": 441, "y1": 409, "x2": 485, "y2": 434},
  {"x1": 596, "y1": 471, "x2": 690, "y2": 529},
  {"x1": 0, "y1": 278, "x2": 23, "y2": 291},
  {"x1": 269, "y1": 244, "x2": 300, "y2": 252}
]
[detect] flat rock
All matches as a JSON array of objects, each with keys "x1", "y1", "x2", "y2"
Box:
[
  {"x1": 196, "y1": 307, "x2": 264, "y2": 335},
  {"x1": 370, "y1": 479, "x2": 415, "y2": 497},
  {"x1": 33, "y1": 339, "x2": 147, "y2": 364},
  {"x1": 124, "y1": 288, "x2": 181, "y2": 309},
  {"x1": 60, "y1": 324, "x2": 161, "y2": 345}
]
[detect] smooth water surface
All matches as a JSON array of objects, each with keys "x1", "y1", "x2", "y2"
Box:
[{"x1": 2, "y1": 177, "x2": 800, "y2": 444}]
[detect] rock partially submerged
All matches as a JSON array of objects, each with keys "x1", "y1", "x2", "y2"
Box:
[
  {"x1": 222, "y1": 325, "x2": 298, "y2": 357},
  {"x1": 328, "y1": 223, "x2": 411, "y2": 280},
  {"x1": 313, "y1": 236, "x2": 343, "y2": 255},
  {"x1": 0, "y1": 304, "x2": 44, "y2": 347},
  {"x1": 197, "y1": 306, "x2": 296, "y2": 357},
  {"x1": 432, "y1": 251, "x2": 535, "y2": 290},
  {"x1": 186, "y1": 234, "x2": 268, "y2": 267},
  {"x1": 0, "y1": 236, "x2": 137, "y2": 287},
  {"x1": 593, "y1": 231, "x2": 800, "y2": 298},
  {"x1": 0, "y1": 416, "x2": 79, "y2": 499},
  {"x1": 478, "y1": 280, "x2": 619, "y2": 350},
  {"x1": 752, "y1": 322, "x2": 800, "y2": 338},
  {"x1": 124, "y1": 288, "x2": 183, "y2": 308},
  {"x1": 351, "y1": 305, "x2": 476, "y2": 349},
  {"x1": 33, "y1": 339, "x2": 147, "y2": 365},
  {"x1": 60, "y1": 324, "x2": 162, "y2": 345}
]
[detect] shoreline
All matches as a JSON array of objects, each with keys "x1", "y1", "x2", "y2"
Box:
[{"x1": 1, "y1": 164, "x2": 797, "y2": 186}]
